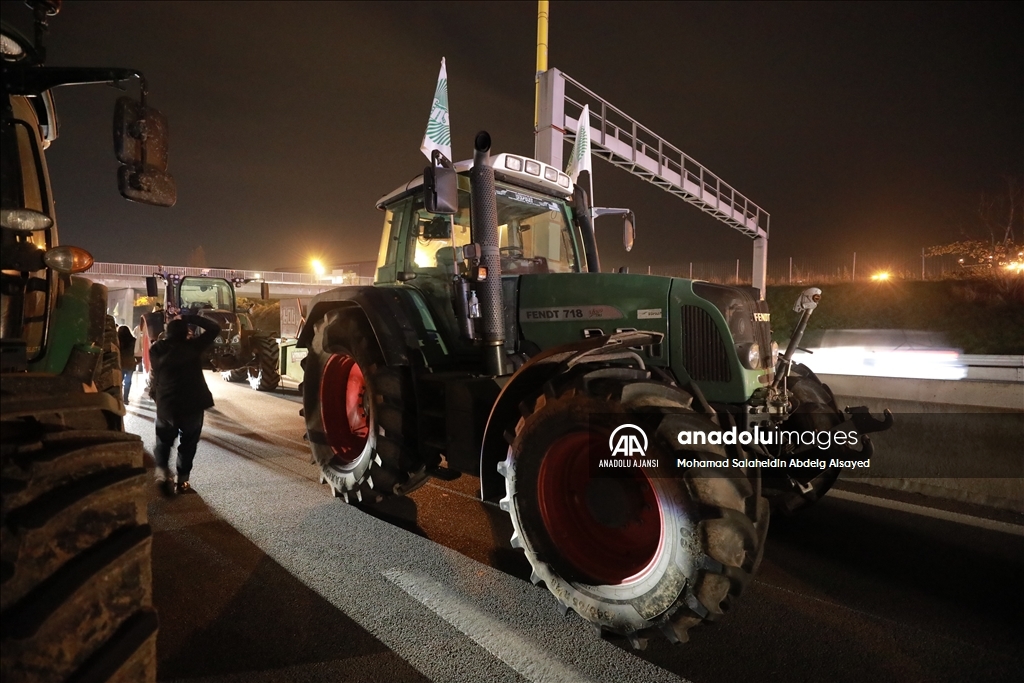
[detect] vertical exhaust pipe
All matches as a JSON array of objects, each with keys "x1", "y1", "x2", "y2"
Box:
[{"x1": 470, "y1": 131, "x2": 507, "y2": 376}]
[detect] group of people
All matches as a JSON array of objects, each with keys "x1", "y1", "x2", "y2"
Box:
[{"x1": 117, "y1": 314, "x2": 222, "y2": 496}]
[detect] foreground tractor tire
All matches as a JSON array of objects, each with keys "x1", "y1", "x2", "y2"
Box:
[
  {"x1": 763, "y1": 363, "x2": 844, "y2": 514},
  {"x1": 302, "y1": 308, "x2": 426, "y2": 503},
  {"x1": 221, "y1": 367, "x2": 248, "y2": 383},
  {"x1": 1, "y1": 383, "x2": 156, "y2": 683},
  {"x1": 247, "y1": 335, "x2": 281, "y2": 392},
  {"x1": 501, "y1": 370, "x2": 768, "y2": 646}
]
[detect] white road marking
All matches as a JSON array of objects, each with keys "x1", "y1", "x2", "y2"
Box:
[
  {"x1": 829, "y1": 489, "x2": 1024, "y2": 536},
  {"x1": 384, "y1": 569, "x2": 598, "y2": 683}
]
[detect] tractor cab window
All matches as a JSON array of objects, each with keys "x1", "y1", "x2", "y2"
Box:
[
  {"x1": 495, "y1": 184, "x2": 577, "y2": 274},
  {"x1": 408, "y1": 190, "x2": 473, "y2": 275},
  {"x1": 178, "y1": 277, "x2": 234, "y2": 312}
]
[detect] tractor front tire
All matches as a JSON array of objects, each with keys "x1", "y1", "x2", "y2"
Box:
[
  {"x1": 764, "y1": 363, "x2": 845, "y2": 514},
  {"x1": 221, "y1": 368, "x2": 248, "y2": 383},
  {"x1": 302, "y1": 308, "x2": 426, "y2": 504},
  {"x1": 501, "y1": 370, "x2": 768, "y2": 646},
  {"x1": 1, "y1": 392, "x2": 156, "y2": 683},
  {"x1": 247, "y1": 336, "x2": 281, "y2": 392}
]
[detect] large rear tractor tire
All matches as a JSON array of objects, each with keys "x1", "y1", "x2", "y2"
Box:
[
  {"x1": 1, "y1": 385, "x2": 157, "y2": 683},
  {"x1": 501, "y1": 370, "x2": 768, "y2": 646},
  {"x1": 221, "y1": 367, "x2": 248, "y2": 383},
  {"x1": 247, "y1": 335, "x2": 281, "y2": 392},
  {"x1": 302, "y1": 308, "x2": 426, "y2": 504},
  {"x1": 763, "y1": 363, "x2": 845, "y2": 514}
]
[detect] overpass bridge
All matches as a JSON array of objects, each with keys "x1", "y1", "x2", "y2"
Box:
[{"x1": 88, "y1": 262, "x2": 371, "y2": 328}]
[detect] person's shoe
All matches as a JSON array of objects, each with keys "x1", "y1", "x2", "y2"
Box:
[
  {"x1": 155, "y1": 467, "x2": 174, "y2": 497},
  {"x1": 175, "y1": 481, "x2": 196, "y2": 494}
]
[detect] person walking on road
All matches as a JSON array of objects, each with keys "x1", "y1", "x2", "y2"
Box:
[
  {"x1": 117, "y1": 325, "x2": 137, "y2": 403},
  {"x1": 150, "y1": 313, "x2": 221, "y2": 495}
]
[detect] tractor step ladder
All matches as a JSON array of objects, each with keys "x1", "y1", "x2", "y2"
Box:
[{"x1": 536, "y1": 68, "x2": 769, "y2": 295}]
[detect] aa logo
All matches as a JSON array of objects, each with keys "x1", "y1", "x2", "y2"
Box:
[{"x1": 608, "y1": 424, "x2": 648, "y2": 458}]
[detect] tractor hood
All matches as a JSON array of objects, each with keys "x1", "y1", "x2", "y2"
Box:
[{"x1": 516, "y1": 273, "x2": 769, "y2": 404}]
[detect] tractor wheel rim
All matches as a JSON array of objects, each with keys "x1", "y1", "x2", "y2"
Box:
[
  {"x1": 320, "y1": 353, "x2": 370, "y2": 465},
  {"x1": 536, "y1": 430, "x2": 664, "y2": 585}
]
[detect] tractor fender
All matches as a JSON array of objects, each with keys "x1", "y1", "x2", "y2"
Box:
[
  {"x1": 479, "y1": 330, "x2": 663, "y2": 502},
  {"x1": 297, "y1": 286, "x2": 434, "y2": 368}
]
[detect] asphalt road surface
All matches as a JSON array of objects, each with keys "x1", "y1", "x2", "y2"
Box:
[{"x1": 124, "y1": 372, "x2": 1024, "y2": 683}]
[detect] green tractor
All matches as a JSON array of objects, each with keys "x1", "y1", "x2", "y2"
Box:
[
  {"x1": 1, "y1": 4, "x2": 174, "y2": 681},
  {"x1": 139, "y1": 273, "x2": 280, "y2": 391},
  {"x1": 297, "y1": 132, "x2": 891, "y2": 645}
]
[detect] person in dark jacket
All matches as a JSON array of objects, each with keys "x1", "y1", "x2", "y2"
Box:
[
  {"x1": 117, "y1": 325, "x2": 136, "y2": 403},
  {"x1": 149, "y1": 314, "x2": 221, "y2": 494}
]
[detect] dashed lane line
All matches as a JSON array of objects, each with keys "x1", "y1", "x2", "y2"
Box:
[{"x1": 384, "y1": 569, "x2": 599, "y2": 683}]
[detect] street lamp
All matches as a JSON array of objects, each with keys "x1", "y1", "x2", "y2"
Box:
[{"x1": 311, "y1": 259, "x2": 325, "y2": 278}]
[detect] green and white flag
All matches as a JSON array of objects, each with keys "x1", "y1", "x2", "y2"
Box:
[
  {"x1": 420, "y1": 57, "x2": 452, "y2": 162},
  {"x1": 565, "y1": 104, "x2": 592, "y2": 183}
]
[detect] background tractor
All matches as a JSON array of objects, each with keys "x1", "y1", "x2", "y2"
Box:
[
  {"x1": 297, "y1": 132, "x2": 891, "y2": 646},
  {"x1": 139, "y1": 273, "x2": 280, "y2": 391},
  {"x1": 1, "y1": 3, "x2": 175, "y2": 681}
]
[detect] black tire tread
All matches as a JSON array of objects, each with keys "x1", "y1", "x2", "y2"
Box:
[
  {"x1": 248, "y1": 335, "x2": 281, "y2": 392},
  {"x1": 1, "y1": 397, "x2": 155, "y2": 683}
]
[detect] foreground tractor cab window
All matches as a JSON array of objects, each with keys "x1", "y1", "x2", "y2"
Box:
[{"x1": 0, "y1": 96, "x2": 53, "y2": 361}]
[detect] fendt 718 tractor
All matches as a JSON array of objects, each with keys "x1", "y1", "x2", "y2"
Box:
[
  {"x1": 139, "y1": 273, "x2": 280, "y2": 391},
  {"x1": 1, "y1": 3, "x2": 174, "y2": 682},
  {"x1": 297, "y1": 132, "x2": 891, "y2": 646}
]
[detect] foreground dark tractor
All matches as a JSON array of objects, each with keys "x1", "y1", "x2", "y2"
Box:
[
  {"x1": 297, "y1": 131, "x2": 890, "y2": 645},
  {"x1": 2, "y1": 5, "x2": 176, "y2": 681},
  {"x1": 139, "y1": 274, "x2": 280, "y2": 392}
]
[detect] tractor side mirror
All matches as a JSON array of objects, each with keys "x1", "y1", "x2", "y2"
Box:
[
  {"x1": 592, "y1": 207, "x2": 636, "y2": 252},
  {"x1": 260, "y1": 282, "x2": 270, "y2": 300},
  {"x1": 114, "y1": 97, "x2": 177, "y2": 207},
  {"x1": 146, "y1": 276, "x2": 159, "y2": 298},
  {"x1": 424, "y1": 150, "x2": 457, "y2": 215},
  {"x1": 623, "y1": 213, "x2": 635, "y2": 253}
]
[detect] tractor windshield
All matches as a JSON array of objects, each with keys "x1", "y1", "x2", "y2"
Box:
[
  {"x1": 494, "y1": 184, "x2": 578, "y2": 274},
  {"x1": 178, "y1": 277, "x2": 234, "y2": 312}
]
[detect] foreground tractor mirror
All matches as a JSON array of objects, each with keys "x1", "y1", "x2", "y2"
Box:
[
  {"x1": 146, "y1": 276, "x2": 159, "y2": 298},
  {"x1": 260, "y1": 282, "x2": 270, "y2": 300},
  {"x1": 114, "y1": 97, "x2": 177, "y2": 207},
  {"x1": 424, "y1": 150, "x2": 457, "y2": 215}
]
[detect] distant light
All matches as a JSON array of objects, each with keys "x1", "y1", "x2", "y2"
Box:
[
  {"x1": 1004, "y1": 262, "x2": 1024, "y2": 274},
  {"x1": 253, "y1": 273, "x2": 261, "y2": 279},
  {"x1": 311, "y1": 259, "x2": 325, "y2": 277},
  {"x1": 871, "y1": 271, "x2": 891, "y2": 281}
]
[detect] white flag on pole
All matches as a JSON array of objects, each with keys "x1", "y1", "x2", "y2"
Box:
[
  {"x1": 420, "y1": 58, "x2": 452, "y2": 162},
  {"x1": 565, "y1": 104, "x2": 593, "y2": 183}
]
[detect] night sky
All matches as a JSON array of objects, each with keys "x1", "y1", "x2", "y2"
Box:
[{"x1": 3, "y1": 1, "x2": 1021, "y2": 273}]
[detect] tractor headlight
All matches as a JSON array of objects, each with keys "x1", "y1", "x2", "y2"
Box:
[
  {"x1": 231, "y1": 334, "x2": 241, "y2": 344},
  {"x1": 740, "y1": 342, "x2": 761, "y2": 369},
  {"x1": 770, "y1": 340, "x2": 779, "y2": 367},
  {"x1": 214, "y1": 336, "x2": 224, "y2": 344}
]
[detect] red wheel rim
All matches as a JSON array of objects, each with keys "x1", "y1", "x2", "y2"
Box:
[
  {"x1": 536, "y1": 431, "x2": 664, "y2": 585},
  {"x1": 320, "y1": 354, "x2": 370, "y2": 464}
]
